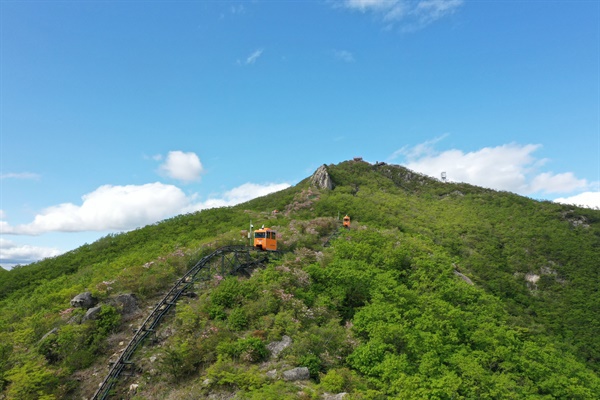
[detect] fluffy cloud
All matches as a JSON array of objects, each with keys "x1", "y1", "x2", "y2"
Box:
[
  {"x1": 186, "y1": 182, "x2": 291, "y2": 212},
  {"x1": 4, "y1": 183, "x2": 191, "y2": 235},
  {"x1": 554, "y1": 192, "x2": 600, "y2": 209},
  {"x1": 0, "y1": 238, "x2": 61, "y2": 266},
  {"x1": 390, "y1": 141, "x2": 589, "y2": 195},
  {"x1": 159, "y1": 151, "x2": 204, "y2": 182},
  {"x1": 4, "y1": 182, "x2": 290, "y2": 236},
  {"x1": 339, "y1": 0, "x2": 463, "y2": 28}
]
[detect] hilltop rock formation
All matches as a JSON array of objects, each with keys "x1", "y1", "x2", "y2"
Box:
[{"x1": 310, "y1": 165, "x2": 333, "y2": 190}]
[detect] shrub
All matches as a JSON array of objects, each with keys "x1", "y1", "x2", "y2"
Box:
[
  {"x1": 320, "y1": 369, "x2": 345, "y2": 392},
  {"x1": 298, "y1": 353, "x2": 322, "y2": 379},
  {"x1": 227, "y1": 308, "x2": 248, "y2": 331},
  {"x1": 217, "y1": 337, "x2": 268, "y2": 363}
]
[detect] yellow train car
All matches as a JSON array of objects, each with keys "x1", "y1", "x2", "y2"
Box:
[{"x1": 254, "y1": 227, "x2": 277, "y2": 251}]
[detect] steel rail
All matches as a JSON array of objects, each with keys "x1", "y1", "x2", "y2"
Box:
[{"x1": 91, "y1": 245, "x2": 266, "y2": 400}]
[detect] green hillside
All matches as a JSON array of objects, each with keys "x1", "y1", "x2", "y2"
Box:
[{"x1": 1, "y1": 160, "x2": 599, "y2": 399}]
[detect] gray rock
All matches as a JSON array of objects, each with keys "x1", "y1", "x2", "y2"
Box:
[
  {"x1": 283, "y1": 367, "x2": 310, "y2": 381},
  {"x1": 70, "y1": 292, "x2": 97, "y2": 309},
  {"x1": 39, "y1": 327, "x2": 58, "y2": 342},
  {"x1": 453, "y1": 271, "x2": 474, "y2": 286},
  {"x1": 112, "y1": 293, "x2": 139, "y2": 315},
  {"x1": 310, "y1": 165, "x2": 333, "y2": 190},
  {"x1": 323, "y1": 393, "x2": 348, "y2": 400},
  {"x1": 266, "y1": 369, "x2": 277, "y2": 379},
  {"x1": 82, "y1": 306, "x2": 102, "y2": 322},
  {"x1": 267, "y1": 335, "x2": 292, "y2": 358}
]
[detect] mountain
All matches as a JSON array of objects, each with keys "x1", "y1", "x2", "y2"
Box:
[{"x1": 1, "y1": 160, "x2": 599, "y2": 399}]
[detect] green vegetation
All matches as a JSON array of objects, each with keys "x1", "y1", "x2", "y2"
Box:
[{"x1": 1, "y1": 160, "x2": 599, "y2": 399}]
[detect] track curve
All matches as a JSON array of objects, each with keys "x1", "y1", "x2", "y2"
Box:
[{"x1": 92, "y1": 245, "x2": 275, "y2": 400}]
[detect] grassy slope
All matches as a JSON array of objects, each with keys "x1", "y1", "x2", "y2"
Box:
[{"x1": 0, "y1": 160, "x2": 599, "y2": 399}]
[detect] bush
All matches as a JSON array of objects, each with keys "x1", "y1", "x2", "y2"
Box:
[
  {"x1": 217, "y1": 337, "x2": 268, "y2": 363},
  {"x1": 228, "y1": 308, "x2": 248, "y2": 331},
  {"x1": 298, "y1": 353, "x2": 322, "y2": 379}
]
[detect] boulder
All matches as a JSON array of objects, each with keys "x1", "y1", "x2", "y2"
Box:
[
  {"x1": 310, "y1": 165, "x2": 333, "y2": 190},
  {"x1": 112, "y1": 293, "x2": 139, "y2": 315},
  {"x1": 70, "y1": 292, "x2": 97, "y2": 309},
  {"x1": 82, "y1": 306, "x2": 102, "y2": 322},
  {"x1": 283, "y1": 367, "x2": 310, "y2": 381},
  {"x1": 266, "y1": 369, "x2": 277, "y2": 379},
  {"x1": 322, "y1": 393, "x2": 348, "y2": 400},
  {"x1": 267, "y1": 335, "x2": 292, "y2": 358}
]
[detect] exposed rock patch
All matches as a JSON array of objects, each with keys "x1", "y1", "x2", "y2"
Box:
[
  {"x1": 71, "y1": 292, "x2": 97, "y2": 309},
  {"x1": 283, "y1": 367, "x2": 310, "y2": 381},
  {"x1": 82, "y1": 306, "x2": 102, "y2": 322},
  {"x1": 111, "y1": 293, "x2": 140, "y2": 315},
  {"x1": 267, "y1": 335, "x2": 292, "y2": 358},
  {"x1": 310, "y1": 165, "x2": 333, "y2": 190},
  {"x1": 453, "y1": 271, "x2": 474, "y2": 285},
  {"x1": 322, "y1": 393, "x2": 348, "y2": 400}
]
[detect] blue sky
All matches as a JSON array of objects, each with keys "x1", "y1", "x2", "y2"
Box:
[{"x1": 1, "y1": 0, "x2": 599, "y2": 268}]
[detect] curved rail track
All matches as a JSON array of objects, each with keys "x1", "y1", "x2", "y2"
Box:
[{"x1": 92, "y1": 245, "x2": 277, "y2": 400}]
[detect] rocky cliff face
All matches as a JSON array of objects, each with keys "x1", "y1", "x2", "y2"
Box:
[{"x1": 310, "y1": 165, "x2": 333, "y2": 190}]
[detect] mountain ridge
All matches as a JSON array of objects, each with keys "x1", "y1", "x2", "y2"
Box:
[{"x1": 1, "y1": 160, "x2": 599, "y2": 399}]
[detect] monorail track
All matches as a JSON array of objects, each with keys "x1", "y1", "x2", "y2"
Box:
[{"x1": 91, "y1": 245, "x2": 276, "y2": 400}]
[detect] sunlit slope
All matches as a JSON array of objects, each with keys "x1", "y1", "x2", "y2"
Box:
[{"x1": 1, "y1": 160, "x2": 599, "y2": 399}]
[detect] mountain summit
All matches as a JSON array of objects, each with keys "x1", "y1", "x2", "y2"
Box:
[{"x1": 1, "y1": 160, "x2": 599, "y2": 399}]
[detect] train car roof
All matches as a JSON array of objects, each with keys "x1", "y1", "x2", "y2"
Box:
[{"x1": 253, "y1": 227, "x2": 276, "y2": 232}]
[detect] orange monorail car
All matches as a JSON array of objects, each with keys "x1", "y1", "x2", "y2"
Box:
[
  {"x1": 253, "y1": 227, "x2": 277, "y2": 251},
  {"x1": 343, "y1": 215, "x2": 351, "y2": 229}
]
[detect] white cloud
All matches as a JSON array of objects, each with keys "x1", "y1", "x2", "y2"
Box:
[
  {"x1": 554, "y1": 192, "x2": 600, "y2": 210},
  {"x1": 3, "y1": 181, "x2": 290, "y2": 236},
  {"x1": 0, "y1": 210, "x2": 6, "y2": 219},
  {"x1": 186, "y1": 182, "x2": 291, "y2": 212},
  {"x1": 4, "y1": 183, "x2": 191, "y2": 235},
  {"x1": 344, "y1": 0, "x2": 392, "y2": 12},
  {"x1": 1, "y1": 172, "x2": 40, "y2": 180},
  {"x1": 0, "y1": 238, "x2": 61, "y2": 266},
  {"x1": 413, "y1": 0, "x2": 464, "y2": 24},
  {"x1": 159, "y1": 151, "x2": 204, "y2": 182},
  {"x1": 529, "y1": 172, "x2": 588, "y2": 194},
  {"x1": 390, "y1": 140, "x2": 589, "y2": 195},
  {"x1": 334, "y1": 49, "x2": 355, "y2": 62},
  {"x1": 246, "y1": 49, "x2": 264, "y2": 65},
  {"x1": 339, "y1": 0, "x2": 463, "y2": 28}
]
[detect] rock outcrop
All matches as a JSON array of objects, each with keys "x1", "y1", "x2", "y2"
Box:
[
  {"x1": 70, "y1": 292, "x2": 97, "y2": 309},
  {"x1": 453, "y1": 271, "x2": 474, "y2": 286},
  {"x1": 112, "y1": 293, "x2": 139, "y2": 315},
  {"x1": 82, "y1": 306, "x2": 102, "y2": 322},
  {"x1": 310, "y1": 165, "x2": 333, "y2": 190},
  {"x1": 266, "y1": 335, "x2": 292, "y2": 358},
  {"x1": 283, "y1": 367, "x2": 310, "y2": 381}
]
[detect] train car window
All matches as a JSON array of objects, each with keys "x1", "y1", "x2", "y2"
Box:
[
  {"x1": 267, "y1": 232, "x2": 271, "y2": 239},
  {"x1": 272, "y1": 232, "x2": 276, "y2": 239},
  {"x1": 255, "y1": 232, "x2": 266, "y2": 238}
]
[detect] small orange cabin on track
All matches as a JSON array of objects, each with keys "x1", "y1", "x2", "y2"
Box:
[
  {"x1": 254, "y1": 227, "x2": 277, "y2": 251},
  {"x1": 343, "y1": 215, "x2": 351, "y2": 229}
]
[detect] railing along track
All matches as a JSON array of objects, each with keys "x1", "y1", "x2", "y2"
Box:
[{"x1": 92, "y1": 245, "x2": 272, "y2": 400}]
